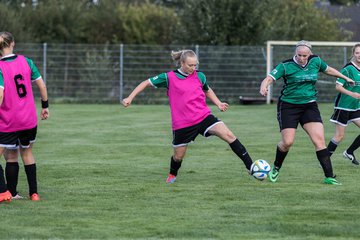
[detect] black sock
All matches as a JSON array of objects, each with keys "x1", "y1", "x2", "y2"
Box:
[
  {"x1": 327, "y1": 139, "x2": 339, "y2": 156},
  {"x1": 229, "y1": 139, "x2": 253, "y2": 170},
  {"x1": 274, "y1": 146, "x2": 288, "y2": 171},
  {"x1": 317, "y1": 148, "x2": 334, "y2": 178},
  {"x1": 169, "y1": 156, "x2": 182, "y2": 176},
  {"x1": 25, "y1": 164, "x2": 37, "y2": 195},
  {"x1": 5, "y1": 162, "x2": 19, "y2": 196},
  {"x1": 0, "y1": 165, "x2": 7, "y2": 193},
  {"x1": 347, "y1": 135, "x2": 360, "y2": 154}
]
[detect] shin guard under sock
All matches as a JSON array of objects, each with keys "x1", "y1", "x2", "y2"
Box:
[
  {"x1": 229, "y1": 139, "x2": 253, "y2": 170},
  {"x1": 5, "y1": 162, "x2": 19, "y2": 196},
  {"x1": 274, "y1": 146, "x2": 288, "y2": 171},
  {"x1": 169, "y1": 156, "x2": 182, "y2": 176},
  {"x1": 25, "y1": 164, "x2": 37, "y2": 195},
  {"x1": 317, "y1": 148, "x2": 334, "y2": 178}
]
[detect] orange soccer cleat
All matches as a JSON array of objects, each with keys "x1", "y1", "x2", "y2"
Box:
[
  {"x1": 30, "y1": 193, "x2": 40, "y2": 201},
  {"x1": 166, "y1": 174, "x2": 176, "y2": 184},
  {"x1": 0, "y1": 190, "x2": 12, "y2": 203}
]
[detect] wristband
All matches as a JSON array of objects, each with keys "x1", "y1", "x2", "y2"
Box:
[{"x1": 41, "y1": 99, "x2": 49, "y2": 108}]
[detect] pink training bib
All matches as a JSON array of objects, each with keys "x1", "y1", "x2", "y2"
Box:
[
  {"x1": 0, "y1": 55, "x2": 37, "y2": 132},
  {"x1": 167, "y1": 71, "x2": 211, "y2": 130}
]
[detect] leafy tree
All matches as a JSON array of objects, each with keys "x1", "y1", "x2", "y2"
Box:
[
  {"x1": 259, "y1": 0, "x2": 351, "y2": 42},
  {"x1": 117, "y1": 2, "x2": 179, "y2": 44},
  {"x1": 0, "y1": 0, "x2": 353, "y2": 45},
  {"x1": 0, "y1": 3, "x2": 32, "y2": 42},
  {"x1": 80, "y1": 0, "x2": 125, "y2": 43},
  {"x1": 172, "y1": 0, "x2": 264, "y2": 45},
  {"x1": 175, "y1": 0, "x2": 351, "y2": 45},
  {"x1": 21, "y1": 0, "x2": 88, "y2": 43}
]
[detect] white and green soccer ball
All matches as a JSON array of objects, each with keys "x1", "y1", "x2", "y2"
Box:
[{"x1": 250, "y1": 159, "x2": 271, "y2": 180}]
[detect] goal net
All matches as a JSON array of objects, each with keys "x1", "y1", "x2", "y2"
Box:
[{"x1": 266, "y1": 41, "x2": 359, "y2": 104}]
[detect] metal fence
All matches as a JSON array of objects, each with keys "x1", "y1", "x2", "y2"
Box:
[{"x1": 16, "y1": 43, "x2": 351, "y2": 104}]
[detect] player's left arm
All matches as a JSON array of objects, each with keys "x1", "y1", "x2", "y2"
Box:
[
  {"x1": 27, "y1": 57, "x2": 49, "y2": 120},
  {"x1": 199, "y1": 72, "x2": 229, "y2": 112},
  {"x1": 34, "y1": 78, "x2": 49, "y2": 120},
  {"x1": 0, "y1": 88, "x2": 3, "y2": 106},
  {"x1": 205, "y1": 87, "x2": 229, "y2": 112},
  {"x1": 324, "y1": 66, "x2": 355, "y2": 85}
]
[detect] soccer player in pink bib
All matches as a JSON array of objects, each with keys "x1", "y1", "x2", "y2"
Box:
[
  {"x1": 123, "y1": 49, "x2": 254, "y2": 183},
  {"x1": 0, "y1": 32, "x2": 49, "y2": 201}
]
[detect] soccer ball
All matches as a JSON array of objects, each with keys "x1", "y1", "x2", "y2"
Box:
[{"x1": 250, "y1": 159, "x2": 271, "y2": 180}]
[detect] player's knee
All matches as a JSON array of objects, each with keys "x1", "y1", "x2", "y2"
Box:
[
  {"x1": 217, "y1": 128, "x2": 236, "y2": 143},
  {"x1": 173, "y1": 157, "x2": 183, "y2": 163},
  {"x1": 281, "y1": 139, "x2": 294, "y2": 150},
  {"x1": 173, "y1": 154, "x2": 184, "y2": 162},
  {"x1": 225, "y1": 131, "x2": 236, "y2": 142}
]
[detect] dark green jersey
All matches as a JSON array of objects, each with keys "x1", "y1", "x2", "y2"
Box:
[
  {"x1": 149, "y1": 70, "x2": 209, "y2": 90},
  {"x1": 334, "y1": 62, "x2": 360, "y2": 111},
  {"x1": 0, "y1": 54, "x2": 41, "y2": 88},
  {"x1": 269, "y1": 55, "x2": 328, "y2": 104}
]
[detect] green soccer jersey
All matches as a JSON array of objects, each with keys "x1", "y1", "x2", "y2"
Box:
[
  {"x1": 0, "y1": 54, "x2": 41, "y2": 88},
  {"x1": 149, "y1": 70, "x2": 210, "y2": 90},
  {"x1": 269, "y1": 55, "x2": 328, "y2": 104},
  {"x1": 334, "y1": 62, "x2": 360, "y2": 111}
]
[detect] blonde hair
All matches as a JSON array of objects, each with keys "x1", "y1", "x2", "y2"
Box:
[
  {"x1": 351, "y1": 43, "x2": 360, "y2": 62},
  {"x1": 295, "y1": 40, "x2": 312, "y2": 54},
  {"x1": 296, "y1": 40, "x2": 312, "y2": 49},
  {"x1": 171, "y1": 49, "x2": 197, "y2": 67},
  {"x1": 0, "y1": 32, "x2": 14, "y2": 53}
]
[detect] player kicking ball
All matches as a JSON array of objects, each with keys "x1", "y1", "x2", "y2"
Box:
[{"x1": 123, "y1": 49, "x2": 255, "y2": 183}]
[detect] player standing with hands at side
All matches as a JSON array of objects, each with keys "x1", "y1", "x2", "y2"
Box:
[
  {"x1": 123, "y1": 49, "x2": 255, "y2": 183},
  {"x1": 0, "y1": 31, "x2": 49, "y2": 201},
  {"x1": 260, "y1": 40, "x2": 355, "y2": 185},
  {"x1": 327, "y1": 43, "x2": 360, "y2": 165}
]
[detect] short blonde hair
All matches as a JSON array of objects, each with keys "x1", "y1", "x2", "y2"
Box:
[
  {"x1": 296, "y1": 40, "x2": 312, "y2": 49},
  {"x1": 295, "y1": 40, "x2": 312, "y2": 55}
]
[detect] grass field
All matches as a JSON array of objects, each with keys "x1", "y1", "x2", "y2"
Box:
[{"x1": 1, "y1": 103, "x2": 360, "y2": 239}]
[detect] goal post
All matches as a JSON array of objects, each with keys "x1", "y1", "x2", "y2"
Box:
[{"x1": 266, "y1": 40, "x2": 359, "y2": 104}]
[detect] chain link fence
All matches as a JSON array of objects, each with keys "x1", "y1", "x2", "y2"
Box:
[{"x1": 16, "y1": 43, "x2": 349, "y2": 104}]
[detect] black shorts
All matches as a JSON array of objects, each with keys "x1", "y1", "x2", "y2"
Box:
[
  {"x1": 172, "y1": 114, "x2": 222, "y2": 147},
  {"x1": 0, "y1": 126, "x2": 37, "y2": 149},
  {"x1": 330, "y1": 109, "x2": 360, "y2": 126},
  {"x1": 277, "y1": 100, "x2": 322, "y2": 131}
]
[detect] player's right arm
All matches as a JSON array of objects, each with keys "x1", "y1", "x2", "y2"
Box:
[
  {"x1": 335, "y1": 83, "x2": 360, "y2": 99},
  {"x1": 259, "y1": 76, "x2": 274, "y2": 96},
  {"x1": 122, "y1": 73, "x2": 168, "y2": 107},
  {"x1": 335, "y1": 68, "x2": 360, "y2": 99},
  {"x1": 259, "y1": 64, "x2": 283, "y2": 96},
  {"x1": 122, "y1": 80, "x2": 152, "y2": 107}
]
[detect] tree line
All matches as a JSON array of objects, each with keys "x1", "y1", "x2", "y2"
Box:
[{"x1": 0, "y1": 0, "x2": 354, "y2": 45}]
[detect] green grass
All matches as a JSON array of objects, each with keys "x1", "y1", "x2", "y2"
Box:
[{"x1": 2, "y1": 103, "x2": 360, "y2": 239}]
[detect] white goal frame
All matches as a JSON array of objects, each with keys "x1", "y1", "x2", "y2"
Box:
[{"x1": 266, "y1": 40, "x2": 359, "y2": 104}]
